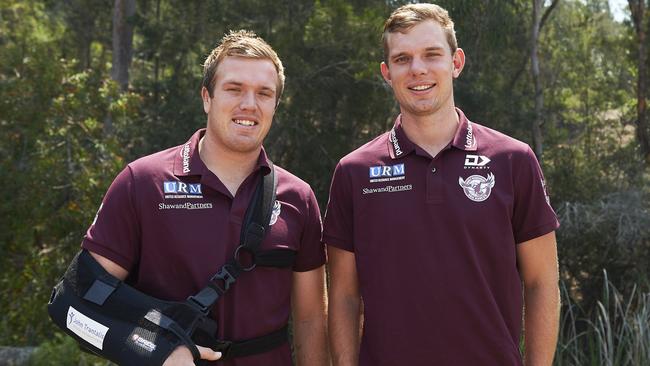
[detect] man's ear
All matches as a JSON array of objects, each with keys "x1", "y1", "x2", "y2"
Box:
[
  {"x1": 452, "y1": 48, "x2": 465, "y2": 79},
  {"x1": 380, "y1": 61, "x2": 392, "y2": 86},
  {"x1": 201, "y1": 86, "x2": 211, "y2": 114}
]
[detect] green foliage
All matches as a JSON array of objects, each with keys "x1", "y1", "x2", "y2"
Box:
[
  {"x1": 0, "y1": 1, "x2": 139, "y2": 345},
  {"x1": 270, "y1": 0, "x2": 394, "y2": 201},
  {"x1": 29, "y1": 333, "x2": 113, "y2": 366},
  {"x1": 556, "y1": 191, "x2": 650, "y2": 309}
]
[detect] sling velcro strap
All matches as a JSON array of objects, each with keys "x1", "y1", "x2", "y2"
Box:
[{"x1": 144, "y1": 310, "x2": 202, "y2": 361}]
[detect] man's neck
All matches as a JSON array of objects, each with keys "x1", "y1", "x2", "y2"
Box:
[
  {"x1": 198, "y1": 134, "x2": 260, "y2": 196},
  {"x1": 400, "y1": 105, "x2": 459, "y2": 158}
]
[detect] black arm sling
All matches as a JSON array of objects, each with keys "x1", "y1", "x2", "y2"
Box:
[{"x1": 48, "y1": 163, "x2": 296, "y2": 365}]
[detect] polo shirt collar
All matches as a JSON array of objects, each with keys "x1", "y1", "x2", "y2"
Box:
[
  {"x1": 388, "y1": 108, "x2": 479, "y2": 159},
  {"x1": 173, "y1": 129, "x2": 272, "y2": 177},
  {"x1": 451, "y1": 108, "x2": 478, "y2": 152},
  {"x1": 388, "y1": 116, "x2": 416, "y2": 159}
]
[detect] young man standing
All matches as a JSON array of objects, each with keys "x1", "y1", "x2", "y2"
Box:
[
  {"x1": 82, "y1": 31, "x2": 328, "y2": 365},
  {"x1": 324, "y1": 4, "x2": 559, "y2": 366}
]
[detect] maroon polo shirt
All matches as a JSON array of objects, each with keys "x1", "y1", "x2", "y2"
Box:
[
  {"x1": 83, "y1": 129, "x2": 325, "y2": 366},
  {"x1": 323, "y1": 108, "x2": 559, "y2": 366}
]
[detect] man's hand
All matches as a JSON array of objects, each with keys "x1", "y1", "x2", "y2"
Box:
[{"x1": 162, "y1": 345, "x2": 221, "y2": 366}]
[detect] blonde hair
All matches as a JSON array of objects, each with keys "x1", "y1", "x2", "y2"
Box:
[
  {"x1": 202, "y1": 30, "x2": 285, "y2": 102},
  {"x1": 382, "y1": 3, "x2": 458, "y2": 62}
]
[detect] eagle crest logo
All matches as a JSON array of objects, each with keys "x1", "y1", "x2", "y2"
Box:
[
  {"x1": 458, "y1": 173, "x2": 496, "y2": 202},
  {"x1": 269, "y1": 200, "x2": 281, "y2": 226}
]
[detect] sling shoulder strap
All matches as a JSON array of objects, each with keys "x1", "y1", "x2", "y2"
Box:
[{"x1": 187, "y1": 163, "x2": 280, "y2": 314}]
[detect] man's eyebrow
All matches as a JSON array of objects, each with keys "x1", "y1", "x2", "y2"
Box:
[
  {"x1": 222, "y1": 81, "x2": 276, "y2": 93},
  {"x1": 258, "y1": 86, "x2": 276, "y2": 94},
  {"x1": 391, "y1": 46, "x2": 445, "y2": 59},
  {"x1": 391, "y1": 52, "x2": 409, "y2": 59}
]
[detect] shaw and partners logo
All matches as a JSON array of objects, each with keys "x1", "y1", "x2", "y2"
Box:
[
  {"x1": 163, "y1": 181, "x2": 203, "y2": 199},
  {"x1": 369, "y1": 163, "x2": 405, "y2": 183}
]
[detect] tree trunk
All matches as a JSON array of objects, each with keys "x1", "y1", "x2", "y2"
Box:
[
  {"x1": 107, "y1": 0, "x2": 135, "y2": 135},
  {"x1": 529, "y1": 0, "x2": 560, "y2": 161},
  {"x1": 629, "y1": 0, "x2": 650, "y2": 163},
  {"x1": 531, "y1": 0, "x2": 544, "y2": 160},
  {"x1": 154, "y1": 0, "x2": 161, "y2": 102},
  {"x1": 111, "y1": 0, "x2": 136, "y2": 92}
]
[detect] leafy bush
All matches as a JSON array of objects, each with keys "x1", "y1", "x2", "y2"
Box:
[
  {"x1": 29, "y1": 333, "x2": 113, "y2": 366},
  {"x1": 556, "y1": 190, "x2": 650, "y2": 309}
]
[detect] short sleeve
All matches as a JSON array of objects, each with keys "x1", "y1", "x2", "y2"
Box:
[
  {"x1": 322, "y1": 162, "x2": 354, "y2": 252},
  {"x1": 82, "y1": 165, "x2": 140, "y2": 271},
  {"x1": 512, "y1": 147, "x2": 560, "y2": 243},
  {"x1": 292, "y1": 188, "x2": 326, "y2": 272}
]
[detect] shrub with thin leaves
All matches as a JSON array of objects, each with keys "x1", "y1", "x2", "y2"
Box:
[{"x1": 556, "y1": 272, "x2": 650, "y2": 366}]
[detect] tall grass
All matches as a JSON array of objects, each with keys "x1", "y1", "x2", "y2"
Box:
[{"x1": 555, "y1": 272, "x2": 650, "y2": 366}]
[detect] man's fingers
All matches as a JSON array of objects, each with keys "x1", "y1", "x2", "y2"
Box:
[{"x1": 197, "y1": 345, "x2": 222, "y2": 361}]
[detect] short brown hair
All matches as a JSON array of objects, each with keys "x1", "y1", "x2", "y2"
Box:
[
  {"x1": 382, "y1": 3, "x2": 458, "y2": 63},
  {"x1": 202, "y1": 30, "x2": 285, "y2": 102}
]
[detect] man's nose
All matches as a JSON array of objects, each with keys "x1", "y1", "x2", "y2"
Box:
[
  {"x1": 410, "y1": 56, "x2": 427, "y2": 75},
  {"x1": 240, "y1": 91, "x2": 256, "y2": 110}
]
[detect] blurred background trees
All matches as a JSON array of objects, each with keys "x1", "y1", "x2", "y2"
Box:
[{"x1": 1, "y1": 0, "x2": 649, "y2": 363}]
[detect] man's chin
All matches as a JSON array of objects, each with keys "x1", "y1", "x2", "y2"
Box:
[
  {"x1": 225, "y1": 140, "x2": 264, "y2": 154},
  {"x1": 403, "y1": 104, "x2": 439, "y2": 117}
]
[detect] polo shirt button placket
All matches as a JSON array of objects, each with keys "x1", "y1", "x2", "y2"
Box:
[{"x1": 426, "y1": 162, "x2": 443, "y2": 204}]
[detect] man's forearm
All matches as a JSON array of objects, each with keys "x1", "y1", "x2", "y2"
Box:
[
  {"x1": 329, "y1": 296, "x2": 362, "y2": 366},
  {"x1": 524, "y1": 283, "x2": 560, "y2": 366},
  {"x1": 293, "y1": 316, "x2": 329, "y2": 366}
]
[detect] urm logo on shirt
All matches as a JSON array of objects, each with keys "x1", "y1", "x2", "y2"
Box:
[
  {"x1": 163, "y1": 181, "x2": 203, "y2": 198},
  {"x1": 369, "y1": 163, "x2": 406, "y2": 183}
]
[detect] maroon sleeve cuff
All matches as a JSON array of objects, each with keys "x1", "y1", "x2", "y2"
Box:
[
  {"x1": 515, "y1": 219, "x2": 560, "y2": 244},
  {"x1": 81, "y1": 237, "x2": 134, "y2": 273},
  {"x1": 323, "y1": 234, "x2": 354, "y2": 252},
  {"x1": 292, "y1": 254, "x2": 326, "y2": 272}
]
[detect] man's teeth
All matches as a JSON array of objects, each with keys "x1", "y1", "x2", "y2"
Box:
[
  {"x1": 234, "y1": 119, "x2": 256, "y2": 126},
  {"x1": 410, "y1": 84, "x2": 433, "y2": 91}
]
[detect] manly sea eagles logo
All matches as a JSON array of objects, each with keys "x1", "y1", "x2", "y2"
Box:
[
  {"x1": 269, "y1": 200, "x2": 281, "y2": 226},
  {"x1": 458, "y1": 173, "x2": 496, "y2": 202}
]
